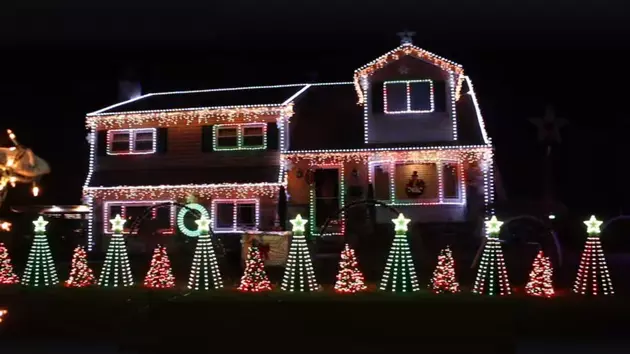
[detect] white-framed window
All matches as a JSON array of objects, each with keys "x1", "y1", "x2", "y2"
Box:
[
  {"x1": 103, "y1": 200, "x2": 174, "y2": 233},
  {"x1": 211, "y1": 199, "x2": 259, "y2": 233},
  {"x1": 369, "y1": 161, "x2": 463, "y2": 205},
  {"x1": 107, "y1": 128, "x2": 156, "y2": 155},
  {"x1": 213, "y1": 124, "x2": 266, "y2": 151},
  {"x1": 383, "y1": 80, "x2": 434, "y2": 114}
]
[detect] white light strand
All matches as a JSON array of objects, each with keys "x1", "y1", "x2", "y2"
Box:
[
  {"x1": 464, "y1": 76, "x2": 492, "y2": 145},
  {"x1": 383, "y1": 79, "x2": 435, "y2": 114},
  {"x1": 103, "y1": 200, "x2": 174, "y2": 234},
  {"x1": 449, "y1": 72, "x2": 458, "y2": 140},
  {"x1": 212, "y1": 123, "x2": 267, "y2": 151},
  {"x1": 106, "y1": 128, "x2": 157, "y2": 155},
  {"x1": 211, "y1": 199, "x2": 260, "y2": 234}
]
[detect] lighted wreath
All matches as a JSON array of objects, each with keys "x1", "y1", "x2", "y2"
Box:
[
  {"x1": 177, "y1": 203, "x2": 210, "y2": 237},
  {"x1": 405, "y1": 171, "x2": 425, "y2": 198}
]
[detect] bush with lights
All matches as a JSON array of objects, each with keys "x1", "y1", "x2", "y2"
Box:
[
  {"x1": 429, "y1": 246, "x2": 460, "y2": 294},
  {"x1": 334, "y1": 243, "x2": 367, "y2": 294},
  {"x1": 0, "y1": 243, "x2": 19, "y2": 285},
  {"x1": 525, "y1": 250, "x2": 554, "y2": 297},
  {"x1": 65, "y1": 246, "x2": 95, "y2": 287},
  {"x1": 144, "y1": 245, "x2": 175, "y2": 289},
  {"x1": 238, "y1": 243, "x2": 272, "y2": 292}
]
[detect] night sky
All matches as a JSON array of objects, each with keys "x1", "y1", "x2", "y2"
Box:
[{"x1": 1, "y1": 1, "x2": 628, "y2": 217}]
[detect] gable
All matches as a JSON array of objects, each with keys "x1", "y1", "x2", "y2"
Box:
[{"x1": 369, "y1": 56, "x2": 450, "y2": 83}]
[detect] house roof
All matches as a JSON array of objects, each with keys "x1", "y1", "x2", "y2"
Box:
[
  {"x1": 287, "y1": 80, "x2": 490, "y2": 151},
  {"x1": 87, "y1": 166, "x2": 281, "y2": 187},
  {"x1": 89, "y1": 84, "x2": 309, "y2": 116}
]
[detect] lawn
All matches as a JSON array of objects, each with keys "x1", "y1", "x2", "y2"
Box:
[{"x1": 1, "y1": 286, "x2": 629, "y2": 353}]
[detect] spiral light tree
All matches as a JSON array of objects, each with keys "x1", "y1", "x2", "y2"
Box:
[
  {"x1": 472, "y1": 216, "x2": 511, "y2": 296},
  {"x1": 573, "y1": 215, "x2": 614, "y2": 296}
]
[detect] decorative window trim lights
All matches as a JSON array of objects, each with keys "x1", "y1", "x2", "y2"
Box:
[
  {"x1": 211, "y1": 199, "x2": 260, "y2": 233},
  {"x1": 107, "y1": 128, "x2": 157, "y2": 155},
  {"x1": 383, "y1": 79, "x2": 435, "y2": 114},
  {"x1": 212, "y1": 123, "x2": 267, "y2": 151},
  {"x1": 307, "y1": 164, "x2": 346, "y2": 237},
  {"x1": 103, "y1": 200, "x2": 175, "y2": 234}
]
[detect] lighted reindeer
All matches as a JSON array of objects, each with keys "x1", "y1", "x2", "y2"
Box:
[{"x1": 0, "y1": 129, "x2": 50, "y2": 208}]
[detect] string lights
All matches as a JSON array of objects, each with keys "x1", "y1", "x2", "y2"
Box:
[
  {"x1": 211, "y1": 199, "x2": 260, "y2": 233},
  {"x1": 22, "y1": 217, "x2": 59, "y2": 287},
  {"x1": 334, "y1": 244, "x2": 367, "y2": 294},
  {"x1": 379, "y1": 214, "x2": 420, "y2": 292},
  {"x1": 281, "y1": 215, "x2": 319, "y2": 292},
  {"x1": 0, "y1": 243, "x2": 19, "y2": 285},
  {"x1": 106, "y1": 128, "x2": 157, "y2": 155},
  {"x1": 187, "y1": 215, "x2": 224, "y2": 290},
  {"x1": 65, "y1": 246, "x2": 95, "y2": 287},
  {"x1": 103, "y1": 200, "x2": 174, "y2": 234},
  {"x1": 525, "y1": 250, "x2": 554, "y2": 298},
  {"x1": 98, "y1": 215, "x2": 134, "y2": 287},
  {"x1": 473, "y1": 216, "x2": 511, "y2": 296},
  {"x1": 429, "y1": 246, "x2": 460, "y2": 294},
  {"x1": 212, "y1": 123, "x2": 267, "y2": 151},
  {"x1": 383, "y1": 79, "x2": 435, "y2": 114},
  {"x1": 573, "y1": 215, "x2": 614, "y2": 296},
  {"x1": 86, "y1": 183, "x2": 282, "y2": 201},
  {"x1": 144, "y1": 245, "x2": 176, "y2": 289},
  {"x1": 238, "y1": 244, "x2": 272, "y2": 292},
  {"x1": 177, "y1": 203, "x2": 210, "y2": 237}
]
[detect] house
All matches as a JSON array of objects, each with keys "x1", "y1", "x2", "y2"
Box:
[{"x1": 83, "y1": 35, "x2": 495, "y2": 251}]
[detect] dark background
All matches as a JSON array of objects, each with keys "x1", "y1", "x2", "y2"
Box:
[{"x1": 0, "y1": 0, "x2": 628, "y2": 217}]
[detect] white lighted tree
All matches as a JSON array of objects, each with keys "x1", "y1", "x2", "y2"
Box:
[
  {"x1": 379, "y1": 213, "x2": 419, "y2": 292},
  {"x1": 281, "y1": 214, "x2": 318, "y2": 292}
]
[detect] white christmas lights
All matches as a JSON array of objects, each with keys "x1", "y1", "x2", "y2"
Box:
[
  {"x1": 448, "y1": 73, "x2": 458, "y2": 140},
  {"x1": 473, "y1": 216, "x2": 511, "y2": 296},
  {"x1": 98, "y1": 214, "x2": 134, "y2": 287},
  {"x1": 187, "y1": 215, "x2": 224, "y2": 290},
  {"x1": 383, "y1": 79, "x2": 434, "y2": 114},
  {"x1": 22, "y1": 217, "x2": 59, "y2": 287},
  {"x1": 573, "y1": 215, "x2": 614, "y2": 296},
  {"x1": 210, "y1": 199, "x2": 260, "y2": 234},
  {"x1": 212, "y1": 123, "x2": 267, "y2": 151},
  {"x1": 379, "y1": 213, "x2": 420, "y2": 292},
  {"x1": 281, "y1": 214, "x2": 318, "y2": 292},
  {"x1": 106, "y1": 128, "x2": 157, "y2": 155},
  {"x1": 103, "y1": 200, "x2": 174, "y2": 234}
]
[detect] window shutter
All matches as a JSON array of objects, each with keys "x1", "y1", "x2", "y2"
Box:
[
  {"x1": 201, "y1": 125, "x2": 214, "y2": 152},
  {"x1": 266, "y1": 122, "x2": 279, "y2": 150},
  {"x1": 157, "y1": 128, "x2": 168, "y2": 154},
  {"x1": 433, "y1": 81, "x2": 447, "y2": 112},
  {"x1": 96, "y1": 130, "x2": 108, "y2": 156},
  {"x1": 370, "y1": 82, "x2": 384, "y2": 113}
]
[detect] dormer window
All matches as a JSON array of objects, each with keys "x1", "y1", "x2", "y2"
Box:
[
  {"x1": 383, "y1": 80, "x2": 434, "y2": 114},
  {"x1": 107, "y1": 128, "x2": 156, "y2": 155},
  {"x1": 213, "y1": 124, "x2": 267, "y2": 151}
]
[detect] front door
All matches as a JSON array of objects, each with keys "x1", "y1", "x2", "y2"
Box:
[{"x1": 314, "y1": 168, "x2": 340, "y2": 231}]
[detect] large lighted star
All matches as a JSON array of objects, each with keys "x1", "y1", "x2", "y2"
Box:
[
  {"x1": 289, "y1": 214, "x2": 308, "y2": 233},
  {"x1": 485, "y1": 216, "x2": 503, "y2": 234},
  {"x1": 109, "y1": 214, "x2": 126, "y2": 233},
  {"x1": 195, "y1": 215, "x2": 211, "y2": 233},
  {"x1": 584, "y1": 215, "x2": 603, "y2": 235},
  {"x1": 32, "y1": 216, "x2": 48, "y2": 233},
  {"x1": 392, "y1": 213, "x2": 411, "y2": 233}
]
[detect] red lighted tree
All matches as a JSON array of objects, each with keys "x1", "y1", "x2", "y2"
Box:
[
  {"x1": 334, "y1": 244, "x2": 367, "y2": 294},
  {"x1": 429, "y1": 246, "x2": 460, "y2": 294},
  {"x1": 144, "y1": 245, "x2": 175, "y2": 289},
  {"x1": 238, "y1": 244, "x2": 272, "y2": 292},
  {"x1": 0, "y1": 243, "x2": 19, "y2": 285},
  {"x1": 525, "y1": 250, "x2": 554, "y2": 297},
  {"x1": 65, "y1": 246, "x2": 95, "y2": 287}
]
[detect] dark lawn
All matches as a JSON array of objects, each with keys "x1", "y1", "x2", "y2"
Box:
[{"x1": 1, "y1": 286, "x2": 630, "y2": 353}]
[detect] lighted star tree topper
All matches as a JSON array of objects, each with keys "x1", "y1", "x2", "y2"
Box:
[
  {"x1": 472, "y1": 216, "x2": 511, "y2": 296},
  {"x1": 0, "y1": 243, "x2": 20, "y2": 285},
  {"x1": 573, "y1": 215, "x2": 614, "y2": 296},
  {"x1": 97, "y1": 214, "x2": 134, "y2": 287},
  {"x1": 187, "y1": 215, "x2": 223, "y2": 290},
  {"x1": 379, "y1": 213, "x2": 420, "y2": 293},
  {"x1": 22, "y1": 216, "x2": 59, "y2": 287},
  {"x1": 281, "y1": 214, "x2": 318, "y2": 292}
]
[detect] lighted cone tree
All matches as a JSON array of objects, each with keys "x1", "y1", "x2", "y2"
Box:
[
  {"x1": 22, "y1": 216, "x2": 59, "y2": 287},
  {"x1": 238, "y1": 244, "x2": 272, "y2": 292},
  {"x1": 472, "y1": 216, "x2": 511, "y2": 296},
  {"x1": 525, "y1": 250, "x2": 554, "y2": 297},
  {"x1": 281, "y1": 214, "x2": 318, "y2": 292},
  {"x1": 65, "y1": 246, "x2": 95, "y2": 287},
  {"x1": 0, "y1": 243, "x2": 19, "y2": 285},
  {"x1": 98, "y1": 214, "x2": 134, "y2": 287},
  {"x1": 573, "y1": 215, "x2": 614, "y2": 295},
  {"x1": 187, "y1": 216, "x2": 223, "y2": 290},
  {"x1": 379, "y1": 213, "x2": 420, "y2": 293},
  {"x1": 334, "y1": 243, "x2": 367, "y2": 294},
  {"x1": 144, "y1": 245, "x2": 175, "y2": 288},
  {"x1": 429, "y1": 246, "x2": 460, "y2": 294}
]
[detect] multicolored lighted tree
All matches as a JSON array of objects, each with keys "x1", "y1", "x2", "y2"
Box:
[
  {"x1": 525, "y1": 250, "x2": 554, "y2": 297},
  {"x1": 429, "y1": 246, "x2": 460, "y2": 294},
  {"x1": 281, "y1": 214, "x2": 318, "y2": 292},
  {"x1": 573, "y1": 215, "x2": 614, "y2": 296},
  {"x1": 334, "y1": 243, "x2": 367, "y2": 294},
  {"x1": 379, "y1": 213, "x2": 420, "y2": 293},
  {"x1": 144, "y1": 245, "x2": 175, "y2": 288},
  {"x1": 188, "y1": 215, "x2": 223, "y2": 290},
  {"x1": 98, "y1": 214, "x2": 134, "y2": 287},
  {"x1": 473, "y1": 216, "x2": 511, "y2": 296},
  {"x1": 0, "y1": 243, "x2": 19, "y2": 285},
  {"x1": 65, "y1": 246, "x2": 95, "y2": 287},
  {"x1": 238, "y1": 244, "x2": 272, "y2": 292},
  {"x1": 22, "y1": 216, "x2": 59, "y2": 287}
]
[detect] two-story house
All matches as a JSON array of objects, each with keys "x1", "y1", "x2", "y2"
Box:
[{"x1": 83, "y1": 37, "x2": 495, "y2": 250}]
